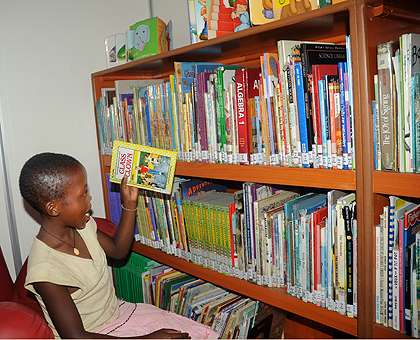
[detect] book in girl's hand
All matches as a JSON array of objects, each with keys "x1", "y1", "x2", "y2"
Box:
[{"x1": 110, "y1": 140, "x2": 177, "y2": 195}]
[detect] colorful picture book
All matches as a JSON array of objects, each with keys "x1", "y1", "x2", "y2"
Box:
[{"x1": 110, "y1": 140, "x2": 177, "y2": 195}]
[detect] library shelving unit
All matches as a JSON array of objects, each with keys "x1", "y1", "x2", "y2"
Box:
[{"x1": 91, "y1": 0, "x2": 420, "y2": 338}]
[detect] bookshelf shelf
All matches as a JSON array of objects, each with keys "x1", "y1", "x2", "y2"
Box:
[
  {"x1": 373, "y1": 172, "x2": 420, "y2": 198},
  {"x1": 175, "y1": 162, "x2": 356, "y2": 191},
  {"x1": 132, "y1": 242, "x2": 358, "y2": 336},
  {"x1": 373, "y1": 324, "x2": 410, "y2": 339},
  {"x1": 92, "y1": 0, "x2": 420, "y2": 338}
]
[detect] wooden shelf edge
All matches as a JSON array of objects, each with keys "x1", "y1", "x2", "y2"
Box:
[
  {"x1": 175, "y1": 161, "x2": 356, "y2": 191},
  {"x1": 131, "y1": 242, "x2": 357, "y2": 336},
  {"x1": 373, "y1": 171, "x2": 420, "y2": 198},
  {"x1": 373, "y1": 323, "x2": 410, "y2": 338}
]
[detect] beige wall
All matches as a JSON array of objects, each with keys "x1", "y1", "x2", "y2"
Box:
[{"x1": 0, "y1": 0, "x2": 190, "y2": 278}]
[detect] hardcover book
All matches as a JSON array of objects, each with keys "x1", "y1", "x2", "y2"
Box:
[
  {"x1": 402, "y1": 33, "x2": 420, "y2": 173},
  {"x1": 377, "y1": 41, "x2": 398, "y2": 171},
  {"x1": 110, "y1": 140, "x2": 177, "y2": 195}
]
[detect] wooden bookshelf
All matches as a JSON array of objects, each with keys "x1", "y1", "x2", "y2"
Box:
[
  {"x1": 92, "y1": 0, "x2": 420, "y2": 338},
  {"x1": 132, "y1": 242, "x2": 358, "y2": 336}
]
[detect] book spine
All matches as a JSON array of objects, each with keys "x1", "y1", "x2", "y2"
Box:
[
  {"x1": 343, "y1": 204, "x2": 354, "y2": 317},
  {"x1": 377, "y1": 42, "x2": 396, "y2": 171},
  {"x1": 376, "y1": 224, "x2": 381, "y2": 323},
  {"x1": 216, "y1": 68, "x2": 226, "y2": 163},
  {"x1": 413, "y1": 73, "x2": 420, "y2": 172},
  {"x1": 295, "y1": 62, "x2": 310, "y2": 167},
  {"x1": 235, "y1": 69, "x2": 250, "y2": 164},
  {"x1": 336, "y1": 202, "x2": 346, "y2": 315},
  {"x1": 321, "y1": 221, "x2": 327, "y2": 308},
  {"x1": 318, "y1": 79, "x2": 329, "y2": 169},
  {"x1": 328, "y1": 78, "x2": 339, "y2": 169},
  {"x1": 382, "y1": 206, "x2": 389, "y2": 326},
  {"x1": 286, "y1": 56, "x2": 301, "y2": 167},
  {"x1": 262, "y1": 54, "x2": 277, "y2": 165},
  {"x1": 388, "y1": 196, "x2": 397, "y2": 326},
  {"x1": 392, "y1": 246, "x2": 400, "y2": 331},
  {"x1": 338, "y1": 62, "x2": 348, "y2": 169},
  {"x1": 196, "y1": 72, "x2": 210, "y2": 163},
  {"x1": 399, "y1": 217, "x2": 405, "y2": 333},
  {"x1": 243, "y1": 183, "x2": 254, "y2": 281}
]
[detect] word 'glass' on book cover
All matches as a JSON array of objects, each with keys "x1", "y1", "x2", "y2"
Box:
[{"x1": 110, "y1": 140, "x2": 177, "y2": 195}]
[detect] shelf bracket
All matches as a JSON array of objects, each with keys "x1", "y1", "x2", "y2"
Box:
[{"x1": 372, "y1": 4, "x2": 420, "y2": 25}]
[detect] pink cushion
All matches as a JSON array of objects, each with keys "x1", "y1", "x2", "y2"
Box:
[{"x1": 0, "y1": 301, "x2": 54, "y2": 338}]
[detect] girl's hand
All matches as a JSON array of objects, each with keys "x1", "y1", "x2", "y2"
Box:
[
  {"x1": 140, "y1": 329, "x2": 191, "y2": 339},
  {"x1": 120, "y1": 176, "x2": 139, "y2": 210}
]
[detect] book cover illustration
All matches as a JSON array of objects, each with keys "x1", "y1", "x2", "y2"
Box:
[
  {"x1": 207, "y1": 0, "x2": 250, "y2": 39},
  {"x1": 193, "y1": 0, "x2": 209, "y2": 41},
  {"x1": 110, "y1": 140, "x2": 177, "y2": 195},
  {"x1": 249, "y1": 0, "x2": 316, "y2": 25}
]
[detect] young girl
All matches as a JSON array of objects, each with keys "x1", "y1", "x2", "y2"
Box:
[{"x1": 19, "y1": 152, "x2": 218, "y2": 339}]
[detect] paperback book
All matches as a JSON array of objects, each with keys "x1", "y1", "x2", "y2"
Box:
[{"x1": 110, "y1": 140, "x2": 177, "y2": 195}]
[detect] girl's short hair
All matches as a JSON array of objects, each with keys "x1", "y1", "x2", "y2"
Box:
[{"x1": 19, "y1": 152, "x2": 81, "y2": 213}]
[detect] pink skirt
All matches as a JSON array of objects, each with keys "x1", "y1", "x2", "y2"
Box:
[{"x1": 97, "y1": 301, "x2": 219, "y2": 339}]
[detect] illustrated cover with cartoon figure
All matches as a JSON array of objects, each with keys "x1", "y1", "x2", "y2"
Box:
[
  {"x1": 110, "y1": 140, "x2": 177, "y2": 195},
  {"x1": 249, "y1": 0, "x2": 317, "y2": 25}
]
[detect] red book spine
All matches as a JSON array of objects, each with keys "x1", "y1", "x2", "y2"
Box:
[{"x1": 235, "y1": 68, "x2": 260, "y2": 165}]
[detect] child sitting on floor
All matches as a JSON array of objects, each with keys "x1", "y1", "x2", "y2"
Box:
[{"x1": 19, "y1": 152, "x2": 218, "y2": 339}]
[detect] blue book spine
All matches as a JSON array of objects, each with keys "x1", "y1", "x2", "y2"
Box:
[
  {"x1": 388, "y1": 198, "x2": 396, "y2": 325},
  {"x1": 338, "y1": 62, "x2": 348, "y2": 169},
  {"x1": 96, "y1": 100, "x2": 105, "y2": 151},
  {"x1": 318, "y1": 79, "x2": 329, "y2": 169},
  {"x1": 295, "y1": 62, "x2": 310, "y2": 167},
  {"x1": 373, "y1": 100, "x2": 378, "y2": 170},
  {"x1": 144, "y1": 89, "x2": 153, "y2": 147}
]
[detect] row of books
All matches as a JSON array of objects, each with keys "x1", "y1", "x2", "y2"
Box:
[
  {"x1": 112, "y1": 251, "x2": 262, "y2": 339},
  {"x1": 375, "y1": 196, "x2": 420, "y2": 337},
  {"x1": 108, "y1": 174, "x2": 358, "y2": 318},
  {"x1": 96, "y1": 37, "x2": 355, "y2": 170},
  {"x1": 373, "y1": 32, "x2": 420, "y2": 173}
]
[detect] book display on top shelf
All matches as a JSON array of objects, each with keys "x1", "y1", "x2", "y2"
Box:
[
  {"x1": 110, "y1": 140, "x2": 177, "y2": 195},
  {"x1": 249, "y1": 0, "x2": 318, "y2": 25},
  {"x1": 206, "y1": 0, "x2": 251, "y2": 40}
]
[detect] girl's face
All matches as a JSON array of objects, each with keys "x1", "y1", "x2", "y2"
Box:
[{"x1": 57, "y1": 165, "x2": 92, "y2": 229}]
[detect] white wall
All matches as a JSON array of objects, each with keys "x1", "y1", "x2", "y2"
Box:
[
  {"x1": 0, "y1": 0, "x2": 190, "y2": 278},
  {"x1": 152, "y1": 0, "x2": 191, "y2": 49}
]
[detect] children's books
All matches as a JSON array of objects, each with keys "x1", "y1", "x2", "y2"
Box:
[{"x1": 110, "y1": 140, "x2": 177, "y2": 195}]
